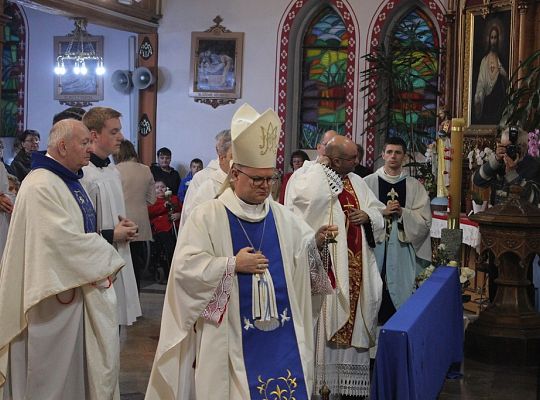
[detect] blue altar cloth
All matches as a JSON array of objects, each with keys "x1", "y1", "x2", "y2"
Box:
[{"x1": 371, "y1": 266, "x2": 463, "y2": 400}]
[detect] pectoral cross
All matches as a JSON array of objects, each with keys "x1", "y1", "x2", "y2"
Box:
[
  {"x1": 385, "y1": 187, "x2": 399, "y2": 232},
  {"x1": 387, "y1": 187, "x2": 399, "y2": 205}
]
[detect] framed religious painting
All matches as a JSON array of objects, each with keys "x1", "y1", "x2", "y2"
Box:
[
  {"x1": 189, "y1": 17, "x2": 244, "y2": 108},
  {"x1": 463, "y1": 5, "x2": 513, "y2": 136},
  {"x1": 53, "y1": 35, "x2": 104, "y2": 106}
]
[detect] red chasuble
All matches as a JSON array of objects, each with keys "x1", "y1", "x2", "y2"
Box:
[{"x1": 331, "y1": 176, "x2": 363, "y2": 346}]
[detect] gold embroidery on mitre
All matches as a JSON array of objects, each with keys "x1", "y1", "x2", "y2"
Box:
[
  {"x1": 259, "y1": 122, "x2": 279, "y2": 155},
  {"x1": 257, "y1": 369, "x2": 298, "y2": 399}
]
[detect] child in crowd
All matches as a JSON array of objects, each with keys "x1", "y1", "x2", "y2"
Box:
[
  {"x1": 148, "y1": 181, "x2": 182, "y2": 280},
  {"x1": 178, "y1": 158, "x2": 203, "y2": 202}
]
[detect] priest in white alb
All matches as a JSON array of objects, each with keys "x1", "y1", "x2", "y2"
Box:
[
  {"x1": 364, "y1": 136, "x2": 432, "y2": 323},
  {"x1": 81, "y1": 107, "x2": 141, "y2": 326},
  {"x1": 285, "y1": 135, "x2": 385, "y2": 398},
  {"x1": 145, "y1": 103, "x2": 336, "y2": 400},
  {"x1": 179, "y1": 128, "x2": 230, "y2": 226},
  {"x1": 179, "y1": 129, "x2": 232, "y2": 227},
  {"x1": 0, "y1": 119, "x2": 125, "y2": 400}
]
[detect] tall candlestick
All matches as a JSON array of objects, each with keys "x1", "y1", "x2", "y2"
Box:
[{"x1": 448, "y1": 118, "x2": 465, "y2": 228}]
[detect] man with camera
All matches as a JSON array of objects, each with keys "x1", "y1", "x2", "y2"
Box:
[
  {"x1": 473, "y1": 126, "x2": 540, "y2": 206},
  {"x1": 472, "y1": 126, "x2": 540, "y2": 303}
]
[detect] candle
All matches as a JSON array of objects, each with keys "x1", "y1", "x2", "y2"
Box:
[{"x1": 448, "y1": 118, "x2": 465, "y2": 228}]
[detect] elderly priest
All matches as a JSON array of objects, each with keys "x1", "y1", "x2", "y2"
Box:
[
  {"x1": 0, "y1": 119, "x2": 125, "y2": 400},
  {"x1": 146, "y1": 103, "x2": 336, "y2": 399}
]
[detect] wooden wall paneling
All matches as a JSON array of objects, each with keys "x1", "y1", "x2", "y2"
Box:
[{"x1": 137, "y1": 33, "x2": 157, "y2": 166}]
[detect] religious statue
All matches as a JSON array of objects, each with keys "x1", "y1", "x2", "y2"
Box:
[{"x1": 431, "y1": 107, "x2": 452, "y2": 208}]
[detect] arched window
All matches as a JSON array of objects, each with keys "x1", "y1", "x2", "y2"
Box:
[
  {"x1": 2, "y1": 3, "x2": 26, "y2": 137},
  {"x1": 386, "y1": 7, "x2": 439, "y2": 152},
  {"x1": 299, "y1": 7, "x2": 348, "y2": 149}
]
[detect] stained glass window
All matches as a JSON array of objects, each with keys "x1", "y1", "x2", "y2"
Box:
[
  {"x1": 2, "y1": 3, "x2": 25, "y2": 137},
  {"x1": 388, "y1": 8, "x2": 438, "y2": 151},
  {"x1": 299, "y1": 7, "x2": 347, "y2": 149}
]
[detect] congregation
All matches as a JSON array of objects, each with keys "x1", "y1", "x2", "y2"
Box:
[{"x1": 0, "y1": 101, "x2": 538, "y2": 400}]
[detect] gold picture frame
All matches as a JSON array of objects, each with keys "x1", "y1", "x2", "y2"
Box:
[
  {"x1": 189, "y1": 17, "x2": 244, "y2": 108},
  {"x1": 462, "y1": 5, "x2": 513, "y2": 136}
]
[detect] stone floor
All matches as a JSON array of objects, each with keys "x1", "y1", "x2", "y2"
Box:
[{"x1": 119, "y1": 287, "x2": 540, "y2": 399}]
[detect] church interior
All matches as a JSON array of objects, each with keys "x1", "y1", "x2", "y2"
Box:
[{"x1": 0, "y1": 0, "x2": 539, "y2": 398}]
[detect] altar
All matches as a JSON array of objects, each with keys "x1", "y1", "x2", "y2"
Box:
[
  {"x1": 371, "y1": 267, "x2": 463, "y2": 400},
  {"x1": 430, "y1": 212, "x2": 480, "y2": 251}
]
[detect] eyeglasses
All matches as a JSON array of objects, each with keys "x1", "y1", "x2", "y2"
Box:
[
  {"x1": 24, "y1": 139, "x2": 39, "y2": 144},
  {"x1": 236, "y1": 169, "x2": 279, "y2": 187},
  {"x1": 333, "y1": 155, "x2": 357, "y2": 162}
]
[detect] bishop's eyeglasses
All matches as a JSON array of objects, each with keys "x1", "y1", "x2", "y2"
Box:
[{"x1": 235, "y1": 169, "x2": 279, "y2": 187}]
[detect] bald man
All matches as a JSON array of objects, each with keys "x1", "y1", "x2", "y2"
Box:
[
  {"x1": 286, "y1": 135, "x2": 385, "y2": 397},
  {"x1": 0, "y1": 119, "x2": 126, "y2": 399},
  {"x1": 283, "y1": 130, "x2": 338, "y2": 203}
]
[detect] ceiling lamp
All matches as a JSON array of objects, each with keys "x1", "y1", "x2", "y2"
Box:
[{"x1": 54, "y1": 18, "x2": 105, "y2": 76}]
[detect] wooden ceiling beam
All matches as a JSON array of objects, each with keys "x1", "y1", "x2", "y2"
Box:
[{"x1": 13, "y1": 0, "x2": 161, "y2": 33}]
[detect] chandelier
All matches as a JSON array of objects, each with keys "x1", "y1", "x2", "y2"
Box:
[{"x1": 54, "y1": 18, "x2": 105, "y2": 76}]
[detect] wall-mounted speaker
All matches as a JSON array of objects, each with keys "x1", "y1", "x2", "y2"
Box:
[
  {"x1": 111, "y1": 70, "x2": 132, "y2": 93},
  {"x1": 132, "y1": 66, "x2": 155, "y2": 90}
]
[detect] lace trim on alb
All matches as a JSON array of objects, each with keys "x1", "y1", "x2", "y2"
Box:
[
  {"x1": 308, "y1": 238, "x2": 333, "y2": 295},
  {"x1": 314, "y1": 363, "x2": 370, "y2": 396},
  {"x1": 201, "y1": 257, "x2": 236, "y2": 324}
]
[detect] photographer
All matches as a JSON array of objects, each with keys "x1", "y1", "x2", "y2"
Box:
[
  {"x1": 472, "y1": 126, "x2": 540, "y2": 302},
  {"x1": 473, "y1": 126, "x2": 540, "y2": 206}
]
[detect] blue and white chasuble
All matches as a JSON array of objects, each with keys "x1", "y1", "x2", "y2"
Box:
[
  {"x1": 32, "y1": 152, "x2": 96, "y2": 233},
  {"x1": 226, "y1": 208, "x2": 308, "y2": 400}
]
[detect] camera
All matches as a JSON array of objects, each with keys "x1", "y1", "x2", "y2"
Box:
[{"x1": 506, "y1": 126, "x2": 519, "y2": 160}]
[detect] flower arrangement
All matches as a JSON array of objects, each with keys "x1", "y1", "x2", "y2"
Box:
[
  {"x1": 415, "y1": 243, "x2": 450, "y2": 287},
  {"x1": 416, "y1": 265, "x2": 435, "y2": 288},
  {"x1": 467, "y1": 146, "x2": 493, "y2": 170},
  {"x1": 460, "y1": 267, "x2": 475, "y2": 288},
  {"x1": 529, "y1": 129, "x2": 539, "y2": 158},
  {"x1": 406, "y1": 160, "x2": 436, "y2": 199},
  {"x1": 433, "y1": 243, "x2": 450, "y2": 266}
]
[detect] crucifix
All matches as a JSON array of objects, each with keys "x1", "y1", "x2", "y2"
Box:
[{"x1": 387, "y1": 187, "x2": 399, "y2": 205}]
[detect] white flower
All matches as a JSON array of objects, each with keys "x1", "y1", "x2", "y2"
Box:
[
  {"x1": 467, "y1": 150, "x2": 475, "y2": 170},
  {"x1": 459, "y1": 267, "x2": 475, "y2": 284}
]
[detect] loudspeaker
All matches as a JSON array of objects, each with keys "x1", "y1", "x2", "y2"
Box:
[
  {"x1": 111, "y1": 70, "x2": 132, "y2": 93},
  {"x1": 132, "y1": 66, "x2": 155, "y2": 90}
]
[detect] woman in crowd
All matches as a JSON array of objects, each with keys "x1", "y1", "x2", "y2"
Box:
[
  {"x1": 114, "y1": 140, "x2": 156, "y2": 291},
  {"x1": 10, "y1": 129, "x2": 40, "y2": 182},
  {"x1": 278, "y1": 149, "x2": 310, "y2": 203}
]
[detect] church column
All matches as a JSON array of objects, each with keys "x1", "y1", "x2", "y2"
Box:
[{"x1": 137, "y1": 33, "x2": 158, "y2": 166}]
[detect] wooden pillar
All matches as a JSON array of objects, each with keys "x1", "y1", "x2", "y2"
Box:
[
  {"x1": 517, "y1": 1, "x2": 529, "y2": 83},
  {"x1": 444, "y1": 10, "x2": 456, "y2": 113},
  {"x1": 137, "y1": 33, "x2": 158, "y2": 166}
]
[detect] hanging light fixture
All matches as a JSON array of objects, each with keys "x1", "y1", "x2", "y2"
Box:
[{"x1": 54, "y1": 17, "x2": 105, "y2": 76}]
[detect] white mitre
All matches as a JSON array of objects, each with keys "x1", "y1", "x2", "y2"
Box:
[{"x1": 231, "y1": 103, "x2": 281, "y2": 168}]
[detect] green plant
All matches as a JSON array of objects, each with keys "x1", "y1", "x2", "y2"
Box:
[
  {"x1": 405, "y1": 160, "x2": 436, "y2": 198},
  {"x1": 360, "y1": 18, "x2": 440, "y2": 160},
  {"x1": 500, "y1": 49, "x2": 540, "y2": 131},
  {"x1": 433, "y1": 243, "x2": 449, "y2": 266}
]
